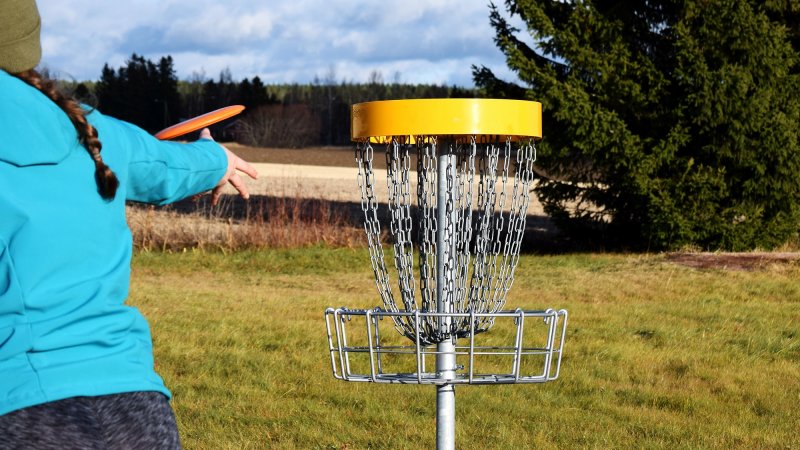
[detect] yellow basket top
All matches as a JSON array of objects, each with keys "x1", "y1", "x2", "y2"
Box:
[{"x1": 351, "y1": 98, "x2": 542, "y2": 142}]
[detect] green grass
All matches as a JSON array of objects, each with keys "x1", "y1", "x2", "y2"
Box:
[{"x1": 130, "y1": 249, "x2": 800, "y2": 449}]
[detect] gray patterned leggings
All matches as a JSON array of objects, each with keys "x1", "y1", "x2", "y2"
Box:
[{"x1": 0, "y1": 391, "x2": 181, "y2": 450}]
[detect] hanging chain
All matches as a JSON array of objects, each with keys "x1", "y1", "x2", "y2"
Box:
[
  {"x1": 495, "y1": 139, "x2": 535, "y2": 307},
  {"x1": 355, "y1": 141, "x2": 395, "y2": 312},
  {"x1": 452, "y1": 138, "x2": 476, "y2": 333},
  {"x1": 417, "y1": 138, "x2": 437, "y2": 313},
  {"x1": 386, "y1": 139, "x2": 416, "y2": 311},
  {"x1": 415, "y1": 138, "x2": 439, "y2": 343},
  {"x1": 469, "y1": 139, "x2": 501, "y2": 329}
]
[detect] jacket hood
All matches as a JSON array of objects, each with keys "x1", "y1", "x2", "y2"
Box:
[{"x1": 0, "y1": 70, "x2": 75, "y2": 167}]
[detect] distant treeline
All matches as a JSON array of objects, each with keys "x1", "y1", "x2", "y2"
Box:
[{"x1": 71, "y1": 53, "x2": 478, "y2": 146}]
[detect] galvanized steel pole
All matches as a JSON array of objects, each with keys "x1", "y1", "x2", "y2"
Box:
[{"x1": 436, "y1": 141, "x2": 457, "y2": 450}]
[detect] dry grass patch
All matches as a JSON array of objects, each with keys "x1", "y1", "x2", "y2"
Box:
[
  {"x1": 666, "y1": 252, "x2": 800, "y2": 271},
  {"x1": 127, "y1": 195, "x2": 367, "y2": 251}
]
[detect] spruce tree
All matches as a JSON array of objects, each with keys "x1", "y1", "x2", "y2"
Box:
[
  {"x1": 96, "y1": 54, "x2": 181, "y2": 133},
  {"x1": 476, "y1": 0, "x2": 800, "y2": 250}
]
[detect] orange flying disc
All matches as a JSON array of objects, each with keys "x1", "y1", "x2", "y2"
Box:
[{"x1": 155, "y1": 105, "x2": 245, "y2": 140}]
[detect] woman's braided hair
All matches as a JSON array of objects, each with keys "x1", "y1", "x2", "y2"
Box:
[{"x1": 15, "y1": 69, "x2": 119, "y2": 200}]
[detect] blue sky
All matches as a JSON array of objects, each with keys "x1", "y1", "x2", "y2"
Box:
[{"x1": 37, "y1": 0, "x2": 526, "y2": 86}]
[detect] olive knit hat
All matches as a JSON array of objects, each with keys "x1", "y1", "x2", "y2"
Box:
[{"x1": 0, "y1": 0, "x2": 42, "y2": 73}]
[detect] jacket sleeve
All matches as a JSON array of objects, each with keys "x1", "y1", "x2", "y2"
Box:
[{"x1": 90, "y1": 112, "x2": 228, "y2": 205}]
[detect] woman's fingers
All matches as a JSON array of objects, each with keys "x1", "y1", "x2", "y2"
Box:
[
  {"x1": 211, "y1": 184, "x2": 224, "y2": 206},
  {"x1": 235, "y1": 156, "x2": 258, "y2": 180},
  {"x1": 199, "y1": 128, "x2": 259, "y2": 205},
  {"x1": 227, "y1": 172, "x2": 249, "y2": 200},
  {"x1": 211, "y1": 162, "x2": 255, "y2": 206}
]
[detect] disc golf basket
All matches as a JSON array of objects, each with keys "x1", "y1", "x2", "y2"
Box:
[{"x1": 324, "y1": 99, "x2": 567, "y2": 449}]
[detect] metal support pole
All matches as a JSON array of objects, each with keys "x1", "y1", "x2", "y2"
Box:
[{"x1": 436, "y1": 141, "x2": 457, "y2": 450}]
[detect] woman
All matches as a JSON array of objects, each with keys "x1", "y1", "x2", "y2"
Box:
[{"x1": 0, "y1": 0, "x2": 258, "y2": 447}]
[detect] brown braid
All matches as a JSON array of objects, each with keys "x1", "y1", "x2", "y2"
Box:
[{"x1": 14, "y1": 69, "x2": 119, "y2": 200}]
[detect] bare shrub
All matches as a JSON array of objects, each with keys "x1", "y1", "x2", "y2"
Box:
[{"x1": 236, "y1": 104, "x2": 321, "y2": 148}]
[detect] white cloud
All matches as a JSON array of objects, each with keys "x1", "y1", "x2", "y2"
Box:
[{"x1": 36, "y1": 0, "x2": 523, "y2": 87}]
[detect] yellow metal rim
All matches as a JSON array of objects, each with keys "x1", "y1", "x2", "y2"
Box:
[{"x1": 351, "y1": 99, "x2": 542, "y2": 142}]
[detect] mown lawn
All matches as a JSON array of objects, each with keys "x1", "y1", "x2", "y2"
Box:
[{"x1": 129, "y1": 248, "x2": 799, "y2": 449}]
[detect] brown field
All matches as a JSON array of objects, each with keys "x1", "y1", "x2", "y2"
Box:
[{"x1": 223, "y1": 143, "x2": 361, "y2": 168}]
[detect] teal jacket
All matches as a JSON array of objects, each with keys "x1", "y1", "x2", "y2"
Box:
[{"x1": 0, "y1": 70, "x2": 227, "y2": 415}]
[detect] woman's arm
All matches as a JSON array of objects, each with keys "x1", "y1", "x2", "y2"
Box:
[{"x1": 91, "y1": 111, "x2": 257, "y2": 205}]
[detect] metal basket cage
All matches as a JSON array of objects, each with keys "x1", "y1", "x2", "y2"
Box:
[{"x1": 325, "y1": 307, "x2": 567, "y2": 385}]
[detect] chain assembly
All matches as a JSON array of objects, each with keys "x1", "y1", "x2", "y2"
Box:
[{"x1": 354, "y1": 136, "x2": 538, "y2": 345}]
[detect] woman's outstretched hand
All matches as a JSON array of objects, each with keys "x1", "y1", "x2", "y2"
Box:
[{"x1": 199, "y1": 128, "x2": 259, "y2": 205}]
